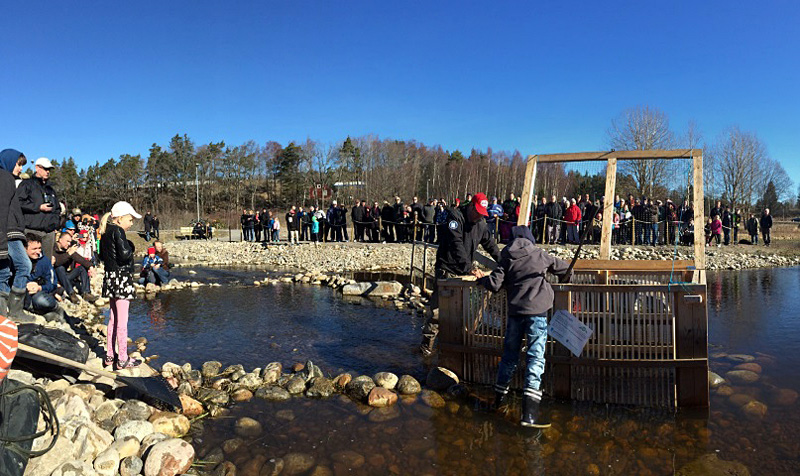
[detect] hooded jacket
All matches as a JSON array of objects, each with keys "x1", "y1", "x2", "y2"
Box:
[
  {"x1": 478, "y1": 226, "x2": 572, "y2": 316},
  {"x1": 0, "y1": 149, "x2": 26, "y2": 243}
]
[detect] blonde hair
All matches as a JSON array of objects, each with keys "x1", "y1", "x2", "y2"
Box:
[{"x1": 98, "y1": 212, "x2": 112, "y2": 235}]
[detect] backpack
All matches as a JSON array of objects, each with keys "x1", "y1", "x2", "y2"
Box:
[{"x1": 0, "y1": 378, "x2": 58, "y2": 476}]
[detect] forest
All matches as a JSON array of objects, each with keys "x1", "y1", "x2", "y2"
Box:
[{"x1": 40, "y1": 107, "x2": 795, "y2": 225}]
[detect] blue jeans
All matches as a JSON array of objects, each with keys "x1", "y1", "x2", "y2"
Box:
[
  {"x1": 0, "y1": 240, "x2": 32, "y2": 293},
  {"x1": 25, "y1": 291, "x2": 58, "y2": 314},
  {"x1": 496, "y1": 315, "x2": 548, "y2": 393},
  {"x1": 55, "y1": 265, "x2": 89, "y2": 295}
]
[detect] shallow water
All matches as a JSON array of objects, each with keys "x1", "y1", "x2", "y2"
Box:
[{"x1": 125, "y1": 267, "x2": 800, "y2": 475}]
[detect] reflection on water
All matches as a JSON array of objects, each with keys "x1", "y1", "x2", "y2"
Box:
[{"x1": 128, "y1": 267, "x2": 800, "y2": 475}]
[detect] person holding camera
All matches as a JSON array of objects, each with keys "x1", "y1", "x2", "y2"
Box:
[
  {"x1": 24, "y1": 234, "x2": 63, "y2": 322},
  {"x1": 53, "y1": 230, "x2": 97, "y2": 303},
  {"x1": 17, "y1": 157, "x2": 61, "y2": 260}
]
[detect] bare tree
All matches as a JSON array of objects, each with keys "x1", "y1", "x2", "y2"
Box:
[
  {"x1": 607, "y1": 106, "x2": 675, "y2": 197},
  {"x1": 710, "y1": 126, "x2": 766, "y2": 212}
]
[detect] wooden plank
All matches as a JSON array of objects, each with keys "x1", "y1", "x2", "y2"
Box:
[
  {"x1": 693, "y1": 153, "x2": 706, "y2": 282},
  {"x1": 552, "y1": 290, "x2": 572, "y2": 399},
  {"x1": 675, "y1": 290, "x2": 709, "y2": 407},
  {"x1": 536, "y1": 149, "x2": 701, "y2": 163},
  {"x1": 599, "y1": 158, "x2": 617, "y2": 260},
  {"x1": 518, "y1": 155, "x2": 538, "y2": 227},
  {"x1": 572, "y1": 259, "x2": 696, "y2": 271}
]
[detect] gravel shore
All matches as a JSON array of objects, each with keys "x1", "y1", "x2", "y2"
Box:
[{"x1": 166, "y1": 240, "x2": 800, "y2": 273}]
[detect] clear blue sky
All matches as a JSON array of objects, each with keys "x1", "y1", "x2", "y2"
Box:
[{"x1": 2, "y1": 1, "x2": 798, "y2": 183}]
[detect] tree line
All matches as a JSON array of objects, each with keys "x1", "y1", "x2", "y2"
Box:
[{"x1": 39, "y1": 106, "x2": 794, "y2": 226}]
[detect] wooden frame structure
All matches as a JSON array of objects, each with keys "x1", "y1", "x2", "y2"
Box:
[{"x1": 438, "y1": 149, "x2": 709, "y2": 408}]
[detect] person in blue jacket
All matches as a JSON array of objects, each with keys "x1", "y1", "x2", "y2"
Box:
[{"x1": 23, "y1": 234, "x2": 62, "y2": 321}]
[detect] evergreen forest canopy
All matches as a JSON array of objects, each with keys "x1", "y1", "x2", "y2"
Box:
[{"x1": 37, "y1": 107, "x2": 794, "y2": 221}]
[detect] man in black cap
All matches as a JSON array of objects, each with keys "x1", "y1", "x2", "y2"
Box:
[{"x1": 420, "y1": 192, "x2": 501, "y2": 356}]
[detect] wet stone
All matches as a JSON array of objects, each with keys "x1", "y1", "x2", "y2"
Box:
[
  {"x1": 769, "y1": 388, "x2": 799, "y2": 407},
  {"x1": 726, "y1": 354, "x2": 755, "y2": 363},
  {"x1": 286, "y1": 374, "x2": 308, "y2": 394},
  {"x1": 346, "y1": 375, "x2": 376, "y2": 401},
  {"x1": 333, "y1": 373, "x2": 352, "y2": 391},
  {"x1": 420, "y1": 389, "x2": 446, "y2": 408},
  {"x1": 716, "y1": 385, "x2": 735, "y2": 396},
  {"x1": 741, "y1": 400, "x2": 768, "y2": 420},
  {"x1": 222, "y1": 437, "x2": 244, "y2": 454},
  {"x1": 282, "y1": 452, "x2": 316, "y2": 476},
  {"x1": 237, "y1": 372, "x2": 263, "y2": 391},
  {"x1": 734, "y1": 362, "x2": 762, "y2": 373},
  {"x1": 726, "y1": 370, "x2": 760, "y2": 385},
  {"x1": 368, "y1": 387, "x2": 398, "y2": 407},
  {"x1": 729, "y1": 394, "x2": 755, "y2": 407},
  {"x1": 676, "y1": 453, "x2": 751, "y2": 476},
  {"x1": 231, "y1": 388, "x2": 254, "y2": 402},
  {"x1": 374, "y1": 372, "x2": 399, "y2": 389},
  {"x1": 708, "y1": 372, "x2": 725, "y2": 388},
  {"x1": 261, "y1": 362, "x2": 282, "y2": 384},
  {"x1": 255, "y1": 386, "x2": 291, "y2": 401},
  {"x1": 331, "y1": 450, "x2": 365, "y2": 468},
  {"x1": 368, "y1": 405, "x2": 401, "y2": 422},
  {"x1": 426, "y1": 367, "x2": 459, "y2": 391},
  {"x1": 306, "y1": 377, "x2": 336, "y2": 398},
  {"x1": 202, "y1": 361, "x2": 222, "y2": 380},
  {"x1": 195, "y1": 387, "x2": 231, "y2": 406},
  {"x1": 235, "y1": 417, "x2": 263, "y2": 438},
  {"x1": 396, "y1": 375, "x2": 422, "y2": 395},
  {"x1": 276, "y1": 409, "x2": 295, "y2": 421}
]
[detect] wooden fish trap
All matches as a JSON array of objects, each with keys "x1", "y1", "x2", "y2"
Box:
[{"x1": 437, "y1": 149, "x2": 709, "y2": 409}]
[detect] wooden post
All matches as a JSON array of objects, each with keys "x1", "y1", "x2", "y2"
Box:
[
  {"x1": 600, "y1": 158, "x2": 617, "y2": 259},
  {"x1": 495, "y1": 216, "x2": 499, "y2": 238},
  {"x1": 632, "y1": 218, "x2": 636, "y2": 246},
  {"x1": 518, "y1": 155, "x2": 538, "y2": 226},
  {"x1": 541, "y1": 216, "x2": 547, "y2": 244},
  {"x1": 409, "y1": 224, "x2": 416, "y2": 285},
  {"x1": 675, "y1": 289, "x2": 709, "y2": 407},
  {"x1": 693, "y1": 152, "x2": 706, "y2": 284},
  {"x1": 378, "y1": 216, "x2": 382, "y2": 243},
  {"x1": 552, "y1": 290, "x2": 572, "y2": 399}
]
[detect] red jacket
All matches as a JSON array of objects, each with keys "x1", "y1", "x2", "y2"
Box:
[{"x1": 564, "y1": 204, "x2": 582, "y2": 225}]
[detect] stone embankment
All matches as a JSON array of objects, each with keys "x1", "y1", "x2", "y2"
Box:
[{"x1": 167, "y1": 241, "x2": 800, "y2": 273}]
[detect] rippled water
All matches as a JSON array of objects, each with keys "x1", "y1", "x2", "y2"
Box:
[{"x1": 125, "y1": 267, "x2": 800, "y2": 475}]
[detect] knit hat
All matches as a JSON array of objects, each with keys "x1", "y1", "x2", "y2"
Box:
[{"x1": 147, "y1": 247, "x2": 156, "y2": 254}]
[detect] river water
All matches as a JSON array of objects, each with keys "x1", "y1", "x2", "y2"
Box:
[{"x1": 126, "y1": 267, "x2": 800, "y2": 475}]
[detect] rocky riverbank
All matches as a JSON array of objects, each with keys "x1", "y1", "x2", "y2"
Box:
[{"x1": 166, "y1": 240, "x2": 800, "y2": 273}]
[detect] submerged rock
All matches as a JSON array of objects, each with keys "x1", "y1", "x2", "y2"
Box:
[
  {"x1": 255, "y1": 386, "x2": 291, "y2": 401},
  {"x1": 282, "y1": 452, "x2": 316, "y2": 476},
  {"x1": 419, "y1": 389, "x2": 446, "y2": 408},
  {"x1": 306, "y1": 377, "x2": 336, "y2": 398},
  {"x1": 367, "y1": 387, "x2": 398, "y2": 407},
  {"x1": 725, "y1": 370, "x2": 759, "y2": 385},
  {"x1": 676, "y1": 453, "x2": 750, "y2": 476},
  {"x1": 234, "y1": 417, "x2": 263, "y2": 438}
]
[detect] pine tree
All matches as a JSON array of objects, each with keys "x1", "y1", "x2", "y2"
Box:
[{"x1": 762, "y1": 180, "x2": 778, "y2": 211}]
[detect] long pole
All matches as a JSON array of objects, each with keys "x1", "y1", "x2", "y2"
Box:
[{"x1": 195, "y1": 163, "x2": 200, "y2": 222}]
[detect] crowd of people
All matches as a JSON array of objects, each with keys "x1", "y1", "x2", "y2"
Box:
[
  {"x1": 238, "y1": 192, "x2": 777, "y2": 249},
  {"x1": 0, "y1": 148, "x2": 174, "y2": 371}
]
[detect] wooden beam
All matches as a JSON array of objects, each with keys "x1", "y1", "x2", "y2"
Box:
[
  {"x1": 571, "y1": 259, "x2": 696, "y2": 271},
  {"x1": 536, "y1": 149, "x2": 701, "y2": 163},
  {"x1": 551, "y1": 284, "x2": 706, "y2": 293},
  {"x1": 693, "y1": 154, "x2": 706, "y2": 283},
  {"x1": 517, "y1": 155, "x2": 538, "y2": 226},
  {"x1": 599, "y1": 158, "x2": 616, "y2": 259}
]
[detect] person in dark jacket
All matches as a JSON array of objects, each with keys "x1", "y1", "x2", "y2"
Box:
[
  {"x1": 380, "y1": 201, "x2": 394, "y2": 242},
  {"x1": 746, "y1": 213, "x2": 759, "y2": 244},
  {"x1": 422, "y1": 199, "x2": 436, "y2": 243},
  {"x1": 17, "y1": 157, "x2": 61, "y2": 260},
  {"x1": 53, "y1": 231, "x2": 97, "y2": 303},
  {"x1": 351, "y1": 201, "x2": 365, "y2": 242},
  {"x1": 473, "y1": 226, "x2": 572, "y2": 428},
  {"x1": 546, "y1": 195, "x2": 563, "y2": 244},
  {"x1": 420, "y1": 193, "x2": 501, "y2": 356},
  {"x1": 760, "y1": 208, "x2": 773, "y2": 246},
  {"x1": 143, "y1": 211, "x2": 153, "y2": 241},
  {"x1": 24, "y1": 234, "x2": 62, "y2": 321},
  {"x1": 0, "y1": 149, "x2": 32, "y2": 320},
  {"x1": 99, "y1": 201, "x2": 142, "y2": 370}
]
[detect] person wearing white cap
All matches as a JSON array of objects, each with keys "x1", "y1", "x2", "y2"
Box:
[
  {"x1": 16, "y1": 157, "x2": 60, "y2": 260},
  {"x1": 98, "y1": 201, "x2": 142, "y2": 370}
]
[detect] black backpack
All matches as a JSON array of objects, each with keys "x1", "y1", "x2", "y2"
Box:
[{"x1": 0, "y1": 379, "x2": 58, "y2": 476}]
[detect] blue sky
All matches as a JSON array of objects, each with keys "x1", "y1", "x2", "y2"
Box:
[{"x1": 2, "y1": 1, "x2": 798, "y2": 182}]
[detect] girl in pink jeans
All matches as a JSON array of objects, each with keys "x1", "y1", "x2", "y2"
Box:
[{"x1": 98, "y1": 202, "x2": 142, "y2": 370}]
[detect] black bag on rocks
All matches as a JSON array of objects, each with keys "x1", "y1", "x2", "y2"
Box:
[
  {"x1": 16, "y1": 324, "x2": 90, "y2": 366},
  {"x1": 0, "y1": 378, "x2": 59, "y2": 476}
]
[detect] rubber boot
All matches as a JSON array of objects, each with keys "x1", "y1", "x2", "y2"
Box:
[
  {"x1": 0, "y1": 291, "x2": 7, "y2": 317},
  {"x1": 521, "y1": 390, "x2": 551, "y2": 428},
  {"x1": 493, "y1": 384, "x2": 509, "y2": 410},
  {"x1": 7, "y1": 287, "x2": 27, "y2": 321}
]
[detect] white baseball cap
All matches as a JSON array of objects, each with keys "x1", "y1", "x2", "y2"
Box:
[
  {"x1": 111, "y1": 201, "x2": 142, "y2": 219},
  {"x1": 35, "y1": 157, "x2": 55, "y2": 169}
]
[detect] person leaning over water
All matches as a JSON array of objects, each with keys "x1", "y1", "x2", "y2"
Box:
[
  {"x1": 472, "y1": 226, "x2": 572, "y2": 428},
  {"x1": 99, "y1": 201, "x2": 142, "y2": 370},
  {"x1": 420, "y1": 193, "x2": 500, "y2": 356}
]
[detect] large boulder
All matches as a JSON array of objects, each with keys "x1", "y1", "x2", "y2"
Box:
[
  {"x1": 346, "y1": 376, "x2": 376, "y2": 402},
  {"x1": 368, "y1": 387, "x2": 398, "y2": 407},
  {"x1": 396, "y1": 375, "x2": 422, "y2": 395},
  {"x1": 143, "y1": 438, "x2": 195, "y2": 476},
  {"x1": 426, "y1": 367, "x2": 459, "y2": 391}
]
